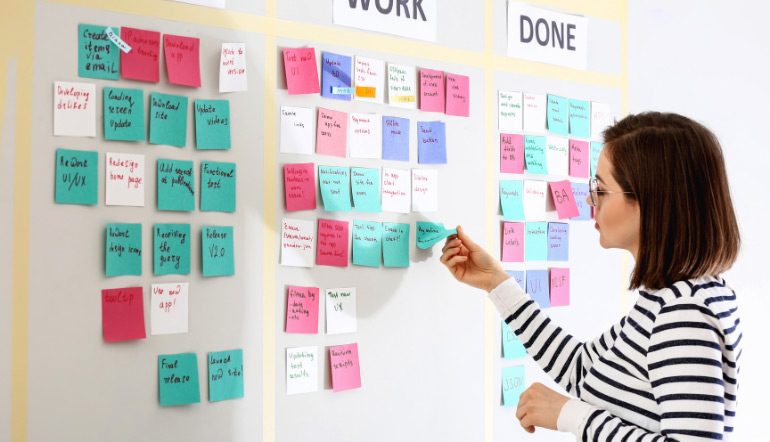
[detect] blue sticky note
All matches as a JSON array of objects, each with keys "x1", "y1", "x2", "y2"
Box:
[
  {"x1": 546, "y1": 94, "x2": 569, "y2": 136},
  {"x1": 571, "y1": 182, "x2": 591, "y2": 220},
  {"x1": 382, "y1": 116, "x2": 410, "y2": 162},
  {"x1": 195, "y1": 99, "x2": 231, "y2": 150},
  {"x1": 569, "y1": 99, "x2": 590, "y2": 138},
  {"x1": 505, "y1": 270, "x2": 525, "y2": 287},
  {"x1": 524, "y1": 136, "x2": 547, "y2": 174},
  {"x1": 201, "y1": 161, "x2": 236, "y2": 212},
  {"x1": 526, "y1": 270, "x2": 550, "y2": 308},
  {"x1": 159, "y1": 353, "x2": 200, "y2": 406},
  {"x1": 417, "y1": 121, "x2": 447, "y2": 164},
  {"x1": 500, "y1": 180, "x2": 525, "y2": 220},
  {"x1": 158, "y1": 159, "x2": 194, "y2": 211},
  {"x1": 321, "y1": 52, "x2": 352, "y2": 101},
  {"x1": 149, "y1": 92, "x2": 188, "y2": 147},
  {"x1": 352, "y1": 220, "x2": 382, "y2": 267},
  {"x1": 502, "y1": 365, "x2": 525, "y2": 407},
  {"x1": 318, "y1": 166, "x2": 352, "y2": 212},
  {"x1": 547, "y1": 223, "x2": 569, "y2": 261},
  {"x1": 202, "y1": 226, "x2": 234, "y2": 277},
  {"x1": 78, "y1": 24, "x2": 120, "y2": 80},
  {"x1": 105, "y1": 223, "x2": 142, "y2": 276},
  {"x1": 590, "y1": 142, "x2": 603, "y2": 178},
  {"x1": 383, "y1": 222, "x2": 410, "y2": 268},
  {"x1": 502, "y1": 321, "x2": 528, "y2": 359},
  {"x1": 416, "y1": 222, "x2": 457, "y2": 249},
  {"x1": 208, "y1": 349, "x2": 244, "y2": 402},
  {"x1": 55, "y1": 148, "x2": 98, "y2": 205},
  {"x1": 153, "y1": 223, "x2": 191, "y2": 275},
  {"x1": 104, "y1": 87, "x2": 145, "y2": 141},
  {"x1": 351, "y1": 168, "x2": 381, "y2": 212},
  {"x1": 525, "y1": 222, "x2": 548, "y2": 261}
]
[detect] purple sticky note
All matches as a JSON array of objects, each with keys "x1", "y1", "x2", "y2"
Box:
[
  {"x1": 550, "y1": 268, "x2": 570, "y2": 307},
  {"x1": 502, "y1": 222, "x2": 524, "y2": 262},
  {"x1": 417, "y1": 121, "x2": 446, "y2": 164},
  {"x1": 526, "y1": 270, "x2": 550, "y2": 308},
  {"x1": 382, "y1": 116, "x2": 410, "y2": 162},
  {"x1": 569, "y1": 139, "x2": 590, "y2": 178},
  {"x1": 547, "y1": 223, "x2": 569, "y2": 261},
  {"x1": 571, "y1": 182, "x2": 591, "y2": 220},
  {"x1": 321, "y1": 52, "x2": 352, "y2": 101},
  {"x1": 501, "y1": 133, "x2": 524, "y2": 174},
  {"x1": 506, "y1": 270, "x2": 525, "y2": 288}
]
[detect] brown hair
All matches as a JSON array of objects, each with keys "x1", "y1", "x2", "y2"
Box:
[{"x1": 603, "y1": 112, "x2": 740, "y2": 290}]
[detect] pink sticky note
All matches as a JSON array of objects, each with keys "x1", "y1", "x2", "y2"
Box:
[
  {"x1": 550, "y1": 268, "x2": 570, "y2": 307},
  {"x1": 101, "y1": 287, "x2": 146, "y2": 342},
  {"x1": 501, "y1": 133, "x2": 524, "y2": 174},
  {"x1": 419, "y1": 69, "x2": 444, "y2": 112},
  {"x1": 502, "y1": 222, "x2": 525, "y2": 262},
  {"x1": 284, "y1": 163, "x2": 316, "y2": 212},
  {"x1": 285, "y1": 286, "x2": 320, "y2": 334},
  {"x1": 283, "y1": 48, "x2": 320, "y2": 95},
  {"x1": 316, "y1": 108, "x2": 348, "y2": 157},
  {"x1": 317, "y1": 219, "x2": 349, "y2": 267},
  {"x1": 549, "y1": 180, "x2": 580, "y2": 219},
  {"x1": 569, "y1": 139, "x2": 590, "y2": 178},
  {"x1": 445, "y1": 73, "x2": 469, "y2": 117},
  {"x1": 120, "y1": 27, "x2": 160, "y2": 83},
  {"x1": 330, "y1": 343, "x2": 361, "y2": 392},
  {"x1": 163, "y1": 34, "x2": 201, "y2": 87}
]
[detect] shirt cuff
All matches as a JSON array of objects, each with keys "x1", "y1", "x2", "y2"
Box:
[
  {"x1": 487, "y1": 277, "x2": 529, "y2": 319},
  {"x1": 557, "y1": 398, "x2": 595, "y2": 435}
]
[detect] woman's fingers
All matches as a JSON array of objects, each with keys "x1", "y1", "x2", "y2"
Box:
[
  {"x1": 444, "y1": 255, "x2": 468, "y2": 270},
  {"x1": 440, "y1": 246, "x2": 461, "y2": 264}
]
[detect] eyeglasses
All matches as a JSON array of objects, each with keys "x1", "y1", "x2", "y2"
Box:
[{"x1": 589, "y1": 178, "x2": 633, "y2": 206}]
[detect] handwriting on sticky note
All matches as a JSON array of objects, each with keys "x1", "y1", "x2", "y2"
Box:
[
  {"x1": 326, "y1": 287, "x2": 357, "y2": 335},
  {"x1": 284, "y1": 163, "x2": 316, "y2": 212},
  {"x1": 500, "y1": 180, "x2": 525, "y2": 220},
  {"x1": 101, "y1": 286, "x2": 146, "y2": 342},
  {"x1": 153, "y1": 224, "x2": 191, "y2": 275},
  {"x1": 54, "y1": 81, "x2": 96, "y2": 137},
  {"x1": 387, "y1": 63, "x2": 417, "y2": 109},
  {"x1": 526, "y1": 269, "x2": 550, "y2": 307},
  {"x1": 158, "y1": 353, "x2": 200, "y2": 406},
  {"x1": 381, "y1": 168, "x2": 411, "y2": 213},
  {"x1": 285, "y1": 286, "x2": 319, "y2": 334},
  {"x1": 151, "y1": 282, "x2": 188, "y2": 335},
  {"x1": 549, "y1": 180, "x2": 580, "y2": 219},
  {"x1": 546, "y1": 136, "x2": 569, "y2": 176},
  {"x1": 524, "y1": 136, "x2": 547, "y2": 174},
  {"x1": 546, "y1": 94, "x2": 568, "y2": 135},
  {"x1": 445, "y1": 73, "x2": 469, "y2": 117},
  {"x1": 318, "y1": 166, "x2": 352, "y2": 211},
  {"x1": 317, "y1": 219, "x2": 349, "y2": 267},
  {"x1": 352, "y1": 220, "x2": 382, "y2": 267},
  {"x1": 105, "y1": 152, "x2": 145, "y2": 207},
  {"x1": 287, "y1": 346, "x2": 318, "y2": 395},
  {"x1": 500, "y1": 133, "x2": 524, "y2": 174},
  {"x1": 281, "y1": 218, "x2": 315, "y2": 268},
  {"x1": 322, "y1": 52, "x2": 352, "y2": 100},
  {"x1": 499, "y1": 91, "x2": 523, "y2": 131},
  {"x1": 106, "y1": 223, "x2": 142, "y2": 276},
  {"x1": 163, "y1": 34, "x2": 201, "y2": 87},
  {"x1": 354, "y1": 56, "x2": 385, "y2": 103},
  {"x1": 120, "y1": 27, "x2": 160, "y2": 82},
  {"x1": 550, "y1": 268, "x2": 570, "y2": 307},
  {"x1": 383, "y1": 223, "x2": 410, "y2": 268},
  {"x1": 522, "y1": 180, "x2": 547, "y2": 221},
  {"x1": 419, "y1": 69, "x2": 444, "y2": 112},
  {"x1": 220, "y1": 43, "x2": 248, "y2": 92},
  {"x1": 569, "y1": 139, "x2": 590, "y2": 178},
  {"x1": 200, "y1": 161, "x2": 236, "y2": 212},
  {"x1": 349, "y1": 113, "x2": 382, "y2": 159},
  {"x1": 502, "y1": 222, "x2": 524, "y2": 262},
  {"x1": 502, "y1": 365, "x2": 525, "y2": 407},
  {"x1": 524, "y1": 222, "x2": 548, "y2": 262},
  {"x1": 283, "y1": 47, "x2": 320, "y2": 95},
  {"x1": 547, "y1": 223, "x2": 569, "y2": 261},
  {"x1": 55, "y1": 148, "x2": 98, "y2": 205},
  {"x1": 202, "y1": 226, "x2": 234, "y2": 277},
  {"x1": 150, "y1": 93, "x2": 188, "y2": 147},
  {"x1": 351, "y1": 168, "x2": 381, "y2": 212},
  {"x1": 416, "y1": 222, "x2": 456, "y2": 249},
  {"x1": 208, "y1": 349, "x2": 244, "y2": 402},
  {"x1": 329, "y1": 343, "x2": 362, "y2": 392},
  {"x1": 316, "y1": 108, "x2": 348, "y2": 157},
  {"x1": 417, "y1": 121, "x2": 447, "y2": 164},
  {"x1": 195, "y1": 100, "x2": 231, "y2": 150},
  {"x1": 78, "y1": 24, "x2": 120, "y2": 80},
  {"x1": 382, "y1": 116, "x2": 410, "y2": 162},
  {"x1": 411, "y1": 169, "x2": 438, "y2": 212}
]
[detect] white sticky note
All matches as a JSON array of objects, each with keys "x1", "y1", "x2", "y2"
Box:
[
  {"x1": 280, "y1": 218, "x2": 316, "y2": 267},
  {"x1": 381, "y1": 168, "x2": 411, "y2": 213},
  {"x1": 151, "y1": 282, "x2": 189, "y2": 335},
  {"x1": 387, "y1": 63, "x2": 417, "y2": 109},
  {"x1": 523, "y1": 92, "x2": 546, "y2": 133},
  {"x1": 105, "y1": 152, "x2": 145, "y2": 207},
  {"x1": 590, "y1": 102, "x2": 613, "y2": 140},
  {"x1": 354, "y1": 56, "x2": 385, "y2": 104},
  {"x1": 54, "y1": 81, "x2": 96, "y2": 137},
  {"x1": 280, "y1": 106, "x2": 314, "y2": 155},
  {"x1": 349, "y1": 113, "x2": 382, "y2": 159},
  {"x1": 411, "y1": 169, "x2": 438, "y2": 212},
  {"x1": 326, "y1": 287, "x2": 357, "y2": 335},
  {"x1": 523, "y1": 180, "x2": 547, "y2": 220},
  {"x1": 286, "y1": 346, "x2": 318, "y2": 395},
  {"x1": 219, "y1": 43, "x2": 247, "y2": 92},
  {"x1": 499, "y1": 91, "x2": 523, "y2": 132},
  {"x1": 546, "y1": 136, "x2": 569, "y2": 176}
]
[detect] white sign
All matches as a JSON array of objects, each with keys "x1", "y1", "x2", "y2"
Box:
[
  {"x1": 219, "y1": 43, "x2": 247, "y2": 92},
  {"x1": 326, "y1": 287, "x2": 357, "y2": 335},
  {"x1": 105, "y1": 152, "x2": 145, "y2": 207},
  {"x1": 333, "y1": 0, "x2": 437, "y2": 42},
  {"x1": 287, "y1": 346, "x2": 318, "y2": 395},
  {"x1": 151, "y1": 282, "x2": 189, "y2": 335},
  {"x1": 349, "y1": 113, "x2": 382, "y2": 159},
  {"x1": 54, "y1": 81, "x2": 96, "y2": 137}
]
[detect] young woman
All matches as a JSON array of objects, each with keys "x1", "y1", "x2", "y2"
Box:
[{"x1": 441, "y1": 112, "x2": 741, "y2": 440}]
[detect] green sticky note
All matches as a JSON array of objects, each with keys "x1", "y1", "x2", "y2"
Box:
[
  {"x1": 195, "y1": 99, "x2": 231, "y2": 150},
  {"x1": 351, "y1": 167, "x2": 381, "y2": 212},
  {"x1": 502, "y1": 365, "x2": 525, "y2": 407},
  {"x1": 502, "y1": 321, "x2": 527, "y2": 359},
  {"x1": 55, "y1": 148, "x2": 98, "y2": 205},
  {"x1": 158, "y1": 159, "x2": 194, "y2": 211},
  {"x1": 416, "y1": 222, "x2": 457, "y2": 249},
  {"x1": 208, "y1": 349, "x2": 244, "y2": 402},
  {"x1": 590, "y1": 142, "x2": 603, "y2": 179},
  {"x1": 383, "y1": 222, "x2": 410, "y2": 268},
  {"x1": 525, "y1": 222, "x2": 548, "y2": 261},
  {"x1": 201, "y1": 161, "x2": 236, "y2": 212},
  {"x1": 546, "y1": 94, "x2": 568, "y2": 136},
  {"x1": 154, "y1": 223, "x2": 191, "y2": 275},
  {"x1": 500, "y1": 180, "x2": 525, "y2": 221},
  {"x1": 569, "y1": 99, "x2": 590, "y2": 138},
  {"x1": 105, "y1": 223, "x2": 142, "y2": 276},
  {"x1": 104, "y1": 87, "x2": 145, "y2": 141},
  {"x1": 318, "y1": 166, "x2": 352, "y2": 212},
  {"x1": 78, "y1": 24, "x2": 119, "y2": 80},
  {"x1": 159, "y1": 353, "x2": 200, "y2": 406},
  {"x1": 202, "y1": 226, "x2": 234, "y2": 277},
  {"x1": 524, "y1": 135, "x2": 548, "y2": 174},
  {"x1": 150, "y1": 92, "x2": 188, "y2": 147},
  {"x1": 352, "y1": 220, "x2": 382, "y2": 267}
]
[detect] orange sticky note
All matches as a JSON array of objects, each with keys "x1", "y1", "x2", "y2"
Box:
[
  {"x1": 101, "y1": 287, "x2": 146, "y2": 342},
  {"x1": 355, "y1": 86, "x2": 376, "y2": 98},
  {"x1": 163, "y1": 34, "x2": 201, "y2": 87},
  {"x1": 283, "y1": 47, "x2": 320, "y2": 95}
]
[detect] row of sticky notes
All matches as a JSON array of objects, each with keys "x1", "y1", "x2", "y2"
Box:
[
  {"x1": 500, "y1": 179, "x2": 591, "y2": 221},
  {"x1": 501, "y1": 222, "x2": 569, "y2": 262},
  {"x1": 505, "y1": 268, "x2": 570, "y2": 309},
  {"x1": 105, "y1": 223, "x2": 234, "y2": 277},
  {"x1": 281, "y1": 106, "x2": 447, "y2": 163},
  {"x1": 285, "y1": 286, "x2": 357, "y2": 335},
  {"x1": 498, "y1": 91, "x2": 613, "y2": 140},
  {"x1": 102, "y1": 284, "x2": 191, "y2": 341},
  {"x1": 500, "y1": 133, "x2": 603, "y2": 179},
  {"x1": 283, "y1": 48, "x2": 470, "y2": 117},
  {"x1": 158, "y1": 350, "x2": 244, "y2": 406},
  {"x1": 287, "y1": 344, "x2": 361, "y2": 394}
]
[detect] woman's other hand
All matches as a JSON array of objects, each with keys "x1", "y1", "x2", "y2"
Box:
[
  {"x1": 440, "y1": 225, "x2": 509, "y2": 292},
  {"x1": 515, "y1": 383, "x2": 570, "y2": 433}
]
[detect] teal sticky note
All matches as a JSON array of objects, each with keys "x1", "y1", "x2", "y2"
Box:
[
  {"x1": 154, "y1": 223, "x2": 191, "y2": 275},
  {"x1": 195, "y1": 99, "x2": 231, "y2": 150},
  {"x1": 590, "y1": 142, "x2": 603, "y2": 178},
  {"x1": 351, "y1": 167, "x2": 381, "y2": 212},
  {"x1": 105, "y1": 223, "x2": 142, "y2": 276},
  {"x1": 104, "y1": 87, "x2": 145, "y2": 141},
  {"x1": 159, "y1": 353, "x2": 201, "y2": 406},
  {"x1": 208, "y1": 349, "x2": 244, "y2": 402},
  {"x1": 500, "y1": 180, "x2": 525, "y2": 220},
  {"x1": 78, "y1": 24, "x2": 119, "y2": 80},
  {"x1": 318, "y1": 166, "x2": 352, "y2": 212},
  {"x1": 200, "y1": 161, "x2": 236, "y2": 212},
  {"x1": 524, "y1": 136, "x2": 547, "y2": 174},
  {"x1": 157, "y1": 159, "x2": 194, "y2": 211},
  {"x1": 502, "y1": 321, "x2": 527, "y2": 359},
  {"x1": 524, "y1": 222, "x2": 548, "y2": 261},
  {"x1": 202, "y1": 226, "x2": 234, "y2": 277},
  {"x1": 569, "y1": 99, "x2": 590, "y2": 138},
  {"x1": 501, "y1": 365, "x2": 525, "y2": 407},
  {"x1": 546, "y1": 94, "x2": 568, "y2": 136},
  {"x1": 383, "y1": 222, "x2": 410, "y2": 268},
  {"x1": 416, "y1": 222, "x2": 457, "y2": 249},
  {"x1": 352, "y1": 220, "x2": 382, "y2": 267},
  {"x1": 150, "y1": 92, "x2": 188, "y2": 147},
  {"x1": 55, "y1": 148, "x2": 98, "y2": 205}
]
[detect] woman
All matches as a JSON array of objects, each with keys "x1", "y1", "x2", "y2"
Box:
[{"x1": 441, "y1": 112, "x2": 741, "y2": 440}]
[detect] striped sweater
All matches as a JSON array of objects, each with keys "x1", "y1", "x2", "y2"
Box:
[{"x1": 490, "y1": 275, "x2": 740, "y2": 441}]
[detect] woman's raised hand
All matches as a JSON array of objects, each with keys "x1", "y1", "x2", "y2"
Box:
[{"x1": 440, "y1": 226, "x2": 509, "y2": 292}]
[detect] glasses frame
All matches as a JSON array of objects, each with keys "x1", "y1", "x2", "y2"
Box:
[{"x1": 589, "y1": 178, "x2": 633, "y2": 206}]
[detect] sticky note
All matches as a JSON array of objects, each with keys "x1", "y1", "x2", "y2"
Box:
[
  {"x1": 104, "y1": 27, "x2": 130, "y2": 53},
  {"x1": 318, "y1": 166, "x2": 352, "y2": 211},
  {"x1": 502, "y1": 321, "x2": 527, "y2": 359},
  {"x1": 526, "y1": 269, "x2": 550, "y2": 308},
  {"x1": 195, "y1": 100, "x2": 230, "y2": 150},
  {"x1": 351, "y1": 168, "x2": 381, "y2": 212},
  {"x1": 317, "y1": 219, "x2": 349, "y2": 267},
  {"x1": 280, "y1": 106, "x2": 314, "y2": 155},
  {"x1": 154, "y1": 224, "x2": 191, "y2": 275},
  {"x1": 416, "y1": 222, "x2": 457, "y2": 249},
  {"x1": 329, "y1": 343, "x2": 362, "y2": 392},
  {"x1": 506, "y1": 270, "x2": 525, "y2": 287},
  {"x1": 383, "y1": 223, "x2": 410, "y2": 268},
  {"x1": 105, "y1": 152, "x2": 145, "y2": 207},
  {"x1": 326, "y1": 287, "x2": 357, "y2": 335},
  {"x1": 381, "y1": 168, "x2": 411, "y2": 213},
  {"x1": 157, "y1": 159, "x2": 194, "y2": 211},
  {"x1": 103, "y1": 87, "x2": 144, "y2": 141},
  {"x1": 101, "y1": 286, "x2": 146, "y2": 342},
  {"x1": 590, "y1": 142, "x2": 603, "y2": 178},
  {"x1": 287, "y1": 346, "x2": 318, "y2": 395},
  {"x1": 284, "y1": 163, "x2": 316, "y2": 212},
  {"x1": 500, "y1": 180, "x2": 525, "y2": 221},
  {"x1": 499, "y1": 91, "x2": 523, "y2": 131},
  {"x1": 55, "y1": 148, "x2": 97, "y2": 205},
  {"x1": 149, "y1": 92, "x2": 188, "y2": 147},
  {"x1": 524, "y1": 136, "x2": 547, "y2": 174},
  {"x1": 352, "y1": 220, "x2": 382, "y2": 267},
  {"x1": 283, "y1": 47, "x2": 320, "y2": 95},
  {"x1": 500, "y1": 134, "x2": 524, "y2": 174},
  {"x1": 419, "y1": 69, "x2": 444, "y2": 112},
  {"x1": 54, "y1": 81, "x2": 96, "y2": 137},
  {"x1": 316, "y1": 108, "x2": 348, "y2": 157},
  {"x1": 322, "y1": 52, "x2": 352, "y2": 100},
  {"x1": 546, "y1": 94, "x2": 569, "y2": 135},
  {"x1": 285, "y1": 286, "x2": 320, "y2": 334},
  {"x1": 120, "y1": 27, "x2": 160, "y2": 83},
  {"x1": 502, "y1": 222, "x2": 524, "y2": 263},
  {"x1": 78, "y1": 24, "x2": 119, "y2": 80},
  {"x1": 445, "y1": 73, "x2": 469, "y2": 117},
  {"x1": 280, "y1": 218, "x2": 315, "y2": 267},
  {"x1": 590, "y1": 102, "x2": 612, "y2": 140},
  {"x1": 571, "y1": 182, "x2": 591, "y2": 220},
  {"x1": 524, "y1": 222, "x2": 547, "y2": 261},
  {"x1": 569, "y1": 99, "x2": 590, "y2": 138},
  {"x1": 546, "y1": 136, "x2": 569, "y2": 176},
  {"x1": 382, "y1": 116, "x2": 410, "y2": 162},
  {"x1": 550, "y1": 268, "x2": 570, "y2": 307},
  {"x1": 202, "y1": 226, "x2": 234, "y2": 277},
  {"x1": 502, "y1": 365, "x2": 525, "y2": 407},
  {"x1": 356, "y1": 86, "x2": 376, "y2": 98},
  {"x1": 411, "y1": 169, "x2": 438, "y2": 212},
  {"x1": 219, "y1": 43, "x2": 248, "y2": 92},
  {"x1": 106, "y1": 223, "x2": 142, "y2": 276},
  {"x1": 151, "y1": 282, "x2": 188, "y2": 335},
  {"x1": 569, "y1": 139, "x2": 590, "y2": 178},
  {"x1": 522, "y1": 93, "x2": 546, "y2": 133},
  {"x1": 158, "y1": 353, "x2": 200, "y2": 406},
  {"x1": 417, "y1": 121, "x2": 447, "y2": 164},
  {"x1": 522, "y1": 180, "x2": 547, "y2": 220},
  {"x1": 549, "y1": 180, "x2": 580, "y2": 219},
  {"x1": 547, "y1": 223, "x2": 569, "y2": 261},
  {"x1": 354, "y1": 56, "x2": 385, "y2": 103},
  {"x1": 163, "y1": 34, "x2": 201, "y2": 87},
  {"x1": 387, "y1": 63, "x2": 417, "y2": 109},
  {"x1": 200, "y1": 161, "x2": 236, "y2": 212},
  {"x1": 349, "y1": 113, "x2": 382, "y2": 159},
  {"x1": 208, "y1": 349, "x2": 244, "y2": 402}
]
